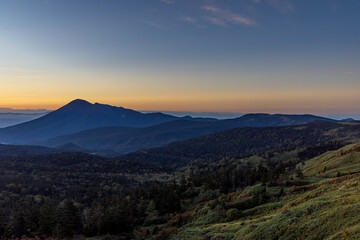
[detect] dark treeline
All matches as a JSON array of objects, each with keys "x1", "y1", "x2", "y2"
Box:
[
  {"x1": 297, "y1": 141, "x2": 345, "y2": 160},
  {"x1": 0, "y1": 152, "x2": 171, "y2": 206},
  {"x1": 0, "y1": 158, "x2": 292, "y2": 239},
  {"x1": 0, "y1": 182, "x2": 182, "y2": 239}
]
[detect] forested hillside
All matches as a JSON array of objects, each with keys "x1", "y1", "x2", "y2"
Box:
[
  {"x1": 0, "y1": 135, "x2": 359, "y2": 239},
  {"x1": 122, "y1": 121, "x2": 360, "y2": 167},
  {"x1": 43, "y1": 114, "x2": 336, "y2": 154}
]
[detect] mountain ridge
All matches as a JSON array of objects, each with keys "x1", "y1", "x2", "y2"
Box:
[
  {"x1": 0, "y1": 99, "x2": 213, "y2": 144},
  {"x1": 43, "y1": 113, "x2": 338, "y2": 155},
  {"x1": 121, "y1": 121, "x2": 360, "y2": 167}
]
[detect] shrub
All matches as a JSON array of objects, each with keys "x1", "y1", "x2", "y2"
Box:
[{"x1": 226, "y1": 208, "x2": 241, "y2": 221}]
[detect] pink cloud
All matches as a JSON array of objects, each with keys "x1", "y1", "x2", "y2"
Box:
[
  {"x1": 229, "y1": 14, "x2": 256, "y2": 26},
  {"x1": 203, "y1": 5, "x2": 221, "y2": 12},
  {"x1": 203, "y1": 5, "x2": 256, "y2": 26},
  {"x1": 267, "y1": 0, "x2": 294, "y2": 13},
  {"x1": 181, "y1": 16, "x2": 196, "y2": 23}
]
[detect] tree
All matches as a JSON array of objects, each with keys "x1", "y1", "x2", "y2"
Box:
[
  {"x1": 58, "y1": 199, "x2": 82, "y2": 237},
  {"x1": 39, "y1": 201, "x2": 57, "y2": 236},
  {"x1": 178, "y1": 175, "x2": 187, "y2": 194},
  {"x1": 0, "y1": 209, "x2": 5, "y2": 236},
  {"x1": 83, "y1": 202, "x2": 104, "y2": 236},
  {"x1": 6, "y1": 209, "x2": 26, "y2": 238},
  {"x1": 5, "y1": 199, "x2": 40, "y2": 238},
  {"x1": 103, "y1": 201, "x2": 133, "y2": 235}
]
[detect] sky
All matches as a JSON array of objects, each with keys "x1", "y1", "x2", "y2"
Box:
[{"x1": 0, "y1": 0, "x2": 359, "y2": 117}]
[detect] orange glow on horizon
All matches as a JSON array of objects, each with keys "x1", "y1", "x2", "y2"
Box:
[
  {"x1": 1, "y1": 68, "x2": 359, "y2": 115},
  {"x1": 1, "y1": 89, "x2": 359, "y2": 116}
]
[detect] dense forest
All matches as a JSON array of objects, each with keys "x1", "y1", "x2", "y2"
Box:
[{"x1": 0, "y1": 140, "x2": 348, "y2": 239}]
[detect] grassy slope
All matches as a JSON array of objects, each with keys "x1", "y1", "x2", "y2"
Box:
[
  {"x1": 302, "y1": 142, "x2": 360, "y2": 178},
  {"x1": 168, "y1": 142, "x2": 360, "y2": 240}
]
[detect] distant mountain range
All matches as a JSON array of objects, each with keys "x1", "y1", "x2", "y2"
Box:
[
  {"x1": 43, "y1": 113, "x2": 337, "y2": 154},
  {"x1": 0, "y1": 99, "x2": 342, "y2": 155},
  {"x1": 141, "y1": 111, "x2": 243, "y2": 119},
  {"x1": 0, "y1": 99, "x2": 213, "y2": 144}
]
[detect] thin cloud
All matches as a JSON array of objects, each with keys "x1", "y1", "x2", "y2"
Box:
[
  {"x1": 180, "y1": 17, "x2": 207, "y2": 28},
  {"x1": 180, "y1": 16, "x2": 196, "y2": 23},
  {"x1": 204, "y1": 17, "x2": 226, "y2": 26},
  {"x1": 161, "y1": 0, "x2": 175, "y2": 4},
  {"x1": 202, "y1": 5, "x2": 256, "y2": 26},
  {"x1": 141, "y1": 20, "x2": 165, "y2": 29},
  {"x1": 267, "y1": 0, "x2": 294, "y2": 13},
  {"x1": 203, "y1": 6, "x2": 221, "y2": 13},
  {"x1": 229, "y1": 15, "x2": 256, "y2": 26}
]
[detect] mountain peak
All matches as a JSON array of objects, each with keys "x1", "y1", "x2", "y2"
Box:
[
  {"x1": 68, "y1": 99, "x2": 91, "y2": 105},
  {"x1": 62, "y1": 99, "x2": 93, "y2": 109}
]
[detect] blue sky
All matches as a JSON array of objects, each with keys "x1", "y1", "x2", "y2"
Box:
[{"x1": 0, "y1": 0, "x2": 359, "y2": 116}]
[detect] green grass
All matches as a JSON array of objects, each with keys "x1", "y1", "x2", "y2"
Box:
[
  {"x1": 301, "y1": 142, "x2": 360, "y2": 177},
  {"x1": 169, "y1": 142, "x2": 360, "y2": 240},
  {"x1": 170, "y1": 174, "x2": 360, "y2": 240}
]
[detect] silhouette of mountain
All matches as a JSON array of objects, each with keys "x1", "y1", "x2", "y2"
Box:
[
  {"x1": 0, "y1": 99, "x2": 212, "y2": 144},
  {"x1": 341, "y1": 118, "x2": 356, "y2": 122},
  {"x1": 43, "y1": 113, "x2": 337, "y2": 154}
]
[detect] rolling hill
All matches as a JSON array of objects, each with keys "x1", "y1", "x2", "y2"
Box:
[
  {"x1": 43, "y1": 113, "x2": 337, "y2": 154},
  {"x1": 301, "y1": 141, "x2": 360, "y2": 178},
  {"x1": 122, "y1": 121, "x2": 360, "y2": 167}
]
